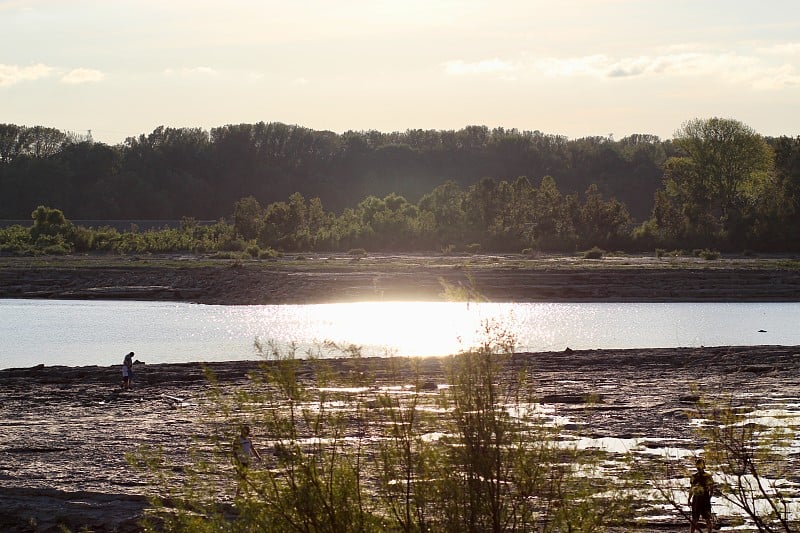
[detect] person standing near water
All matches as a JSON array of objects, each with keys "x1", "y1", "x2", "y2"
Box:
[
  {"x1": 689, "y1": 458, "x2": 715, "y2": 532},
  {"x1": 233, "y1": 424, "x2": 262, "y2": 496},
  {"x1": 121, "y1": 351, "x2": 135, "y2": 389}
]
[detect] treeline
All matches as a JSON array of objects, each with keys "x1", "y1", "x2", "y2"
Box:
[
  {"x1": 1, "y1": 122, "x2": 672, "y2": 221},
  {"x1": 1, "y1": 118, "x2": 799, "y2": 254}
]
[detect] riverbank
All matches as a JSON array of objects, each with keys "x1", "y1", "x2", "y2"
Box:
[
  {"x1": 2, "y1": 253, "x2": 800, "y2": 304},
  {"x1": 1, "y1": 345, "x2": 799, "y2": 531}
]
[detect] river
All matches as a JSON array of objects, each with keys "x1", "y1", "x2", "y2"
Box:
[{"x1": 2, "y1": 299, "x2": 799, "y2": 369}]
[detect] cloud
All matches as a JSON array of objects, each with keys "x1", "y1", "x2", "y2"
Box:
[
  {"x1": 163, "y1": 66, "x2": 219, "y2": 77},
  {"x1": 60, "y1": 68, "x2": 105, "y2": 84},
  {"x1": 0, "y1": 63, "x2": 54, "y2": 87},
  {"x1": 531, "y1": 49, "x2": 798, "y2": 89},
  {"x1": 535, "y1": 55, "x2": 609, "y2": 77},
  {"x1": 443, "y1": 58, "x2": 517, "y2": 77},
  {"x1": 758, "y1": 42, "x2": 800, "y2": 56},
  {"x1": 750, "y1": 64, "x2": 800, "y2": 90}
]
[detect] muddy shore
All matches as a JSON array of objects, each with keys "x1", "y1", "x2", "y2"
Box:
[
  {"x1": 2, "y1": 254, "x2": 800, "y2": 531},
  {"x1": 1, "y1": 253, "x2": 800, "y2": 304},
  {"x1": 2, "y1": 346, "x2": 799, "y2": 532}
]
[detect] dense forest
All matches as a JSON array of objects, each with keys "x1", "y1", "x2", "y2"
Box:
[{"x1": 1, "y1": 118, "x2": 799, "y2": 254}]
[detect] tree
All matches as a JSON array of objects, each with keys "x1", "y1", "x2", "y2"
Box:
[
  {"x1": 232, "y1": 196, "x2": 264, "y2": 241},
  {"x1": 577, "y1": 184, "x2": 632, "y2": 249},
  {"x1": 418, "y1": 181, "x2": 467, "y2": 247},
  {"x1": 662, "y1": 118, "x2": 775, "y2": 246}
]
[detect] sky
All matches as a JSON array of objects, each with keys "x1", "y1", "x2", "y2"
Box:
[{"x1": 1, "y1": 0, "x2": 799, "y2": 146}]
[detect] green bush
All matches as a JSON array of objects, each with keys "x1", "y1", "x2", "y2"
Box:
[
  {"x1": 258, "y1": 248, "x2": 279, "y2": 260},
  {"x1": 694, "y1": 248, "x2": 720, "y2": 260},
  {"x1": 245, "y1": 244, "x2": 260, "y2": 258},
  {"x1": 219, "y1": 237, "x2": 247, "y2": 252},
  {"x1": 132, "y1": 328, "x2": 637, "y2": 532},
  {"x1": 347, "y1": 248, "x2": 367, "y2": 258},
  {"x1": 464, "y1": 243, "x2": 481, "y2": 254},
  {"x1": 0, "y1": 224, "x2": 31, "y2": 252},
  {"x1": 583, "y1": 246, "x2": 605, "y2": 259}
]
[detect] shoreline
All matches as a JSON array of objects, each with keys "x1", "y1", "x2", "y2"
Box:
[
  {"x1": 2, "y1": 345, "x2": 799, "y2": 531},
  {"x1": 2, "y1": 254, "x2": 800, "y2": 305},
  {"x1": 3, "y1": 255, "x2": 800, "y2": 530}
]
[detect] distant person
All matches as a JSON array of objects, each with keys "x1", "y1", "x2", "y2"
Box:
[
  {"x1": 121, "y1": 351, "x2": 135, "y2": 389},
  {"x1": 689, "y1": 458, "x2": 715, "y2": 533},
  {"x1": 232, "y1": 424, "x2": 262, "y2": 496}
]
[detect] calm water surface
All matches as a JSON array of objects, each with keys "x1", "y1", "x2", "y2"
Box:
[{"x1": 1, "y1": 299, "x2": 799, "y2": 369}]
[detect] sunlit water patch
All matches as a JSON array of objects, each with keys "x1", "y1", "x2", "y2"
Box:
[{"x1": 3, "y1": 299, "x2": 800, "y2": 368}]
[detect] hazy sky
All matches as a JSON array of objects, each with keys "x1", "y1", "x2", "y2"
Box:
[{"x1": 2, "y1": 0, "x2": 798, "y2": 145}]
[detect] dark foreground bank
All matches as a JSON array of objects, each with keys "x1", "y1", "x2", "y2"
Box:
[{"x1": 1, "y1": 345, "x2": 799, "y2": 532}]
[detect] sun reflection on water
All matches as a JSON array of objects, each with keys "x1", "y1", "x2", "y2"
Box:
[{"x1": 249, "y1": 301, "x2": 518, "y2": 357}]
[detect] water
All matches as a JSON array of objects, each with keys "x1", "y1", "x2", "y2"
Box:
[{"x1": 1, "y1": 299, "x2": 799, "y2": 369}]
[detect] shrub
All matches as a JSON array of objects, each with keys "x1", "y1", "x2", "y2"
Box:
[
  {"x1": 132, "y1": 327, "x2": 637, "y2": 532},
  {"x1": 464, "y1": 243, "x2": 481, "y2": 254},
  {"x1": 245, "y1": 244, "x2": 260, "y2": 258},
  {"x1": 0, "y1": 224, "x2": 31, "y2": 252},
  {"x1": 694, "y1": 248, "x2": 720, "y2": 260},
  {"x1": 583, "y1": 246, "x2": 605, "y2": 259},
  {"x1": 209, "y1": 251, "x2": 241, "y2": 259},
  {"x1": 219, "y1": 237, "x2": 247, "y2": 252},
  {"x1": 441, "y1": 244, "x2": 456, "y2": 255},
  {"x1": 258, "y1": 248, "x2": 279, "y2": 260},
  {"x1": 347, "y1": 248, "x2": 367, "y2": 258}
]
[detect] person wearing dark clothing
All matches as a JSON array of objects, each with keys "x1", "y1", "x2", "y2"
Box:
[
  {"x1": 122, "y1": 351, "x2": 135, "y2": 389},
  {"x1": 689, "y1": 458, "x2": 715, "y2": 532}
]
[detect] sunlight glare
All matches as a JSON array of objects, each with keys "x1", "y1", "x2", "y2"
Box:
[{"x1": 278, "y1": 301, "x2": 518, "y2": 357}]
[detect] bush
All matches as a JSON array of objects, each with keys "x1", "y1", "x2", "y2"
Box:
[
  {"x1": 245, "y1": 244, "x2": 260, "y2": 258},
  {"x1": 258, "y1": 248, "x2": 279, "y2": 260},
  {"x1": 347, "y1": 248, "x2": 367, "y2": 258},
  {"x1": 441, "y1": 244, "x2": 456, "y2": 255},
  {"x1": 583, "y1": 246, "x2": 605, "y2": 259},
  {"x1": 694, "y1": 248, "x2": 721, "y2": 260},
  {"x1": 464, "y1": 243, "x2": 481, "y2": 254},
  {"x1": 209, "y1": 251, "x2": 242, "y2": 259},
  {"x1": 132, "y1": 328, "x2": 637, "y2": 532},
  {"x1": 219, "y1": 237, "x2": 247, "y2": 252},
  {"x1": 0, "y1": 224, "x2": 31, "y2": 253}
]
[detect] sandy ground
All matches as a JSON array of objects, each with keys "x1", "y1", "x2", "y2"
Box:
[{"x1": 2, "y1": 254, "x2": 800, "y2": 531}]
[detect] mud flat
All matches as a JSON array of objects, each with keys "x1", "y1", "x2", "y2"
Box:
[
  {"x1": 2, "y1": 253, "x2": 800, "y2": 304},
  {"x1": 1, "y1": 345, "x2": 799, "y2": 532}
]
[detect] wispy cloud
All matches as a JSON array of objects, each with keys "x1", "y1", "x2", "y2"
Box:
[
  {"x1": 61, "y1": 68, "x2": 104, "y2": 84},
  {"x1": 442, "y1": 58, "x2": 517, "y2": 77},
  {"x1": 163, "y1": 66, "x2": 219, "y2": 77},
  {"x1": 0, "y1": 63, "x2": 54, "y2": 87},
  {"x1": 531, "y1": 48, "x2": 799, "y2": 90},
  {"x1": 758, "y1": 42, "x2": 800, "y2": 56}
]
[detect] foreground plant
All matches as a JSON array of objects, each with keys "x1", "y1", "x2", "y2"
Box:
[
  {"x1": 132, "y1": 326, "x2": 638, "y2": 532},
  {"x1": 653, "y1": 393, "x2": 799, "y2": 533}
]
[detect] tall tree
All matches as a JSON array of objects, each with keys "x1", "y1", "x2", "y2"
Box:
[{"x1": 654, "y1": 117, "x2": 775, "y2": 247}]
